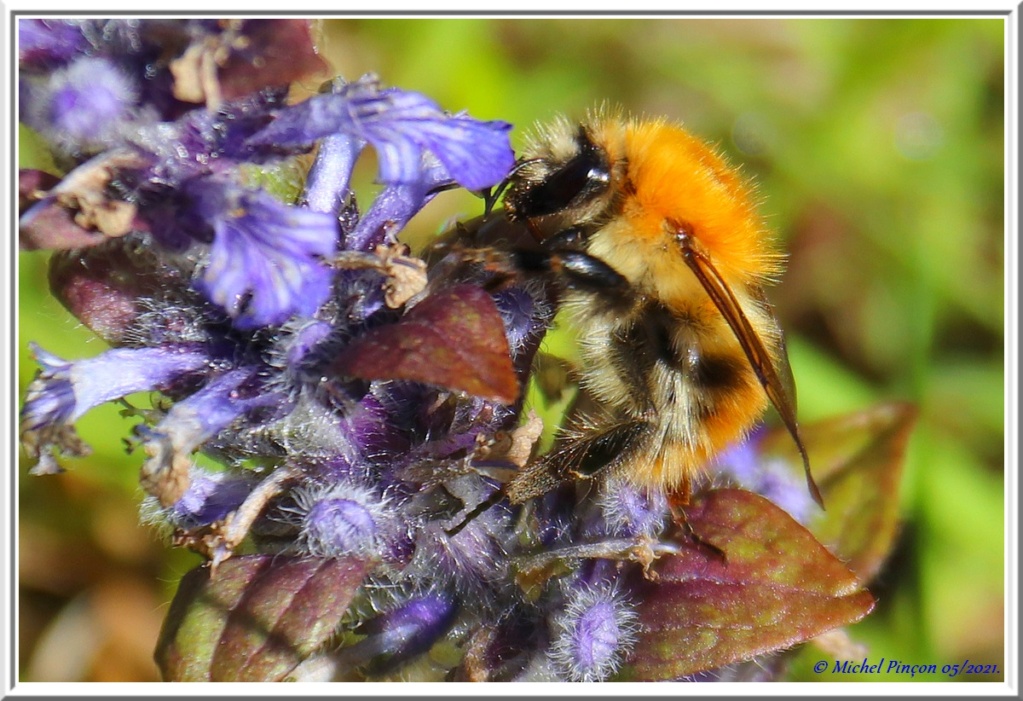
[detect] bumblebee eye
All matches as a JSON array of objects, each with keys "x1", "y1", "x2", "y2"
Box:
[{"x1": 509, "y1": 129, "x2": 610, "y2": 219}]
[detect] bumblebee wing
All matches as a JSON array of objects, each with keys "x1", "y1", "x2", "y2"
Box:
[
  {"x1": 773, "y1": 328, "x2": 800, "y2": 416},
  {"x1": 750, "y1": 284, "x2": 800, "y2": 413},
  {"x1": 678, "y1": 234, "x2": 824, "y2": 509}
]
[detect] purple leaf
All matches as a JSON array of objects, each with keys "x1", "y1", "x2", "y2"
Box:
[
  {"x1": 215, "y1": 20, "x2": 329, "y2": 100},
  {"x1": 623, "y1": 488, "x2": 875, "y2": 681},
  {"x1": 156, "y1": 555, "x2": 370, "y2": 682},
  {"x1": 47, "y1": 241, "x2": 178, "y2": 345},
  {"x1": 332, "y1": 284, "x2": 520, "y2": 404}
]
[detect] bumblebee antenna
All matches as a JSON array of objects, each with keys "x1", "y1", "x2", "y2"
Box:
[
  {"x1": 425, "y1": 179, "x2": 460, "y2": 197},
  {"x1": 427, "y1": 159, "x2": 543, "y2": 218}
]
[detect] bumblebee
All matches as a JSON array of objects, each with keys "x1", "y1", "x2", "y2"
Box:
[{"x1": 455, "y1": 112, "x2": 821, "y2": 526}]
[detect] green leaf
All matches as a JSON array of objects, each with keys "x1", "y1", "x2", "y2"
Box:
[
  {"x1": 155, "y1": 555, "x2": 370, "y2": 681},
  {"x1": 622, "y1": 488, "x2": 874, "y2": 681}
]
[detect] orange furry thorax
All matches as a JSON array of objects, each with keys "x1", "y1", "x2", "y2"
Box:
[{"x1": 607, "y1": 119, "x2": 782, "y2": 286}]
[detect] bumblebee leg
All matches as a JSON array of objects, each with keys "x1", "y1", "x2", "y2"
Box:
[
  {"x1": 667, "y1": 487, "x2": 727, "y2": 562},
  {"x1": 457, "y1": 239, "x2": 632, "y2": 306},
  {"x1": 512, "y1": 535, "x2": 682, "y2": 588},
  {"x1": 444, "y1": 487, "x2": 505, "y2": 537},
  {"x1": 507, "y1": 248, "x2": 631, "y2": 298},
  {"x1": 447, "y1": 418, "x2": 651, "y2": 535},
  {"x1": 540, "y1": 227, "x2": 589, "y2": 251},
  {"x1": 506, "y1": 417, "x2": 651, "y2": 504}
]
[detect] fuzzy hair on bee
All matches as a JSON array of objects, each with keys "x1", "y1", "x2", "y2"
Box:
[{"x1": 448, "y1": 109, "x2": 822, "y2": 532}]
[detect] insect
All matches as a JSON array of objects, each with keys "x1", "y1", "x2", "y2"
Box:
[{"x1": 451, "y1": 111, "x2": 822, "y2": 532}]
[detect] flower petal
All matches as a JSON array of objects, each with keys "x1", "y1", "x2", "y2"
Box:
[
  {"x1": 344, "y1": 157, "x2": 449, "y2": 251},
  {"x1": 190, "y1": 180, "x2": 337, "y2": 329},
  {"x1": 249, "y1": 78, "x2": 514, "y2": 190},
  {"x1": 711, "y1": 429, "x2": 818, "y2": 525},
  {"x1": 18, "y1": 19, "x2": 87, "y2": 69},
  {"x1": 21, "y1": 344, "x2": 209, "y2": 475},
  {"x1": 140, "y1": 368, "x2": 287, "y2": 506},
  {"x1": 21, "y1": 344, "x2": 209, "y2": 432},
  {"x1": 21, "y1": 56, "x2": 137, "y2": 154},
  {"x1": 337, "y1": 593, "x2": 460, "y2": 676},
  {"x1": 550, "y1": 581, "x2": 638, "y2": 682}
]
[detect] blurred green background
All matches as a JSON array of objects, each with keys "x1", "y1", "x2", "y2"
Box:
[{"x1": 18, "y1": 18, "x2": 1005, "y2": 681}]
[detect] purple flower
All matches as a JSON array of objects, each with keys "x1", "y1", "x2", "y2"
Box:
[
  {"x1": 401, "y1": 473, "x2": 516, "y2": 596},
  {"x1": 338, "y1": 592, "x2": 459, "y2": 675},
  {"x1": 344, "y1": 157, "x2": 450, "y2": 251},
  {"x1": 21, "y1": 16, "x2": 533, "y2": 675},
  {"x1": 22, "y1": 56, "x2": 137, "y2": 155},
  {"x1": 127, "y1": 87, "x2": 292, "y2": 188},
  {"x1": 142, "y1": 467, "x2": 255, "y2": 531},
  {"x1": 21, "y1": 344, "x2": 208, "y2": 429},
  {"x1": 187, "y1": 179, "x2": 338, "y2": 329},
  {"x1": 549, "y1": 580, "x2": 638, "y2": 682},
  {"x1": 282, "y1": 319, "x2": 334, "y2": 367},
  {"x1": 139, "y1": 368, "x2": 288, "y2": 505},
  {"x1": 287, "y1": 480, "x2": 396, "y2": 558},
  {"x1": 302, "y1": 130, "x2": 364, "y2": 215},
  {"x1": 493, "y1": 287, "x2": 546, "y2": 352},
  {"x1": 300, "y1": 80, "x2": 367, "y2": 217},
  {"x1": 20, "y1": 344, "x2": 209, "y2": 475},
  {"x1": 594, "y1": 476, "x2": 669, "y2": 538},
  {"x1": 248, "y1": 76, "x2": 515, "y2": 191}
]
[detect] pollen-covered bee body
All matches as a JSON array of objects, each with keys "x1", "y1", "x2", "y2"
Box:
[{"x1": 497, "y1": 114, "x2": 815, "y2": 507}]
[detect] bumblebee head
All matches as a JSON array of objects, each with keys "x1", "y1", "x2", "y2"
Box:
[{"x1": 504, "y1": 118, "x2": 624, "y2": 234}]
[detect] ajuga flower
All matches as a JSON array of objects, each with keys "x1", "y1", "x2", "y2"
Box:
[
  {"x1": 548, "y1": 579, "x2": 639, "y2": 682},
  {"x1": 21, "y1": 343, "x2": 209, "y2": 476},
  {"x1": 20, "y1": 18, "x2": 900, "y2": 685},
  {"x1": 21, "y1": 56, "x2": 138, "y2": 153},
  {"x1": 286, "y1": 480, "x2": 397, "y2": 559}
]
